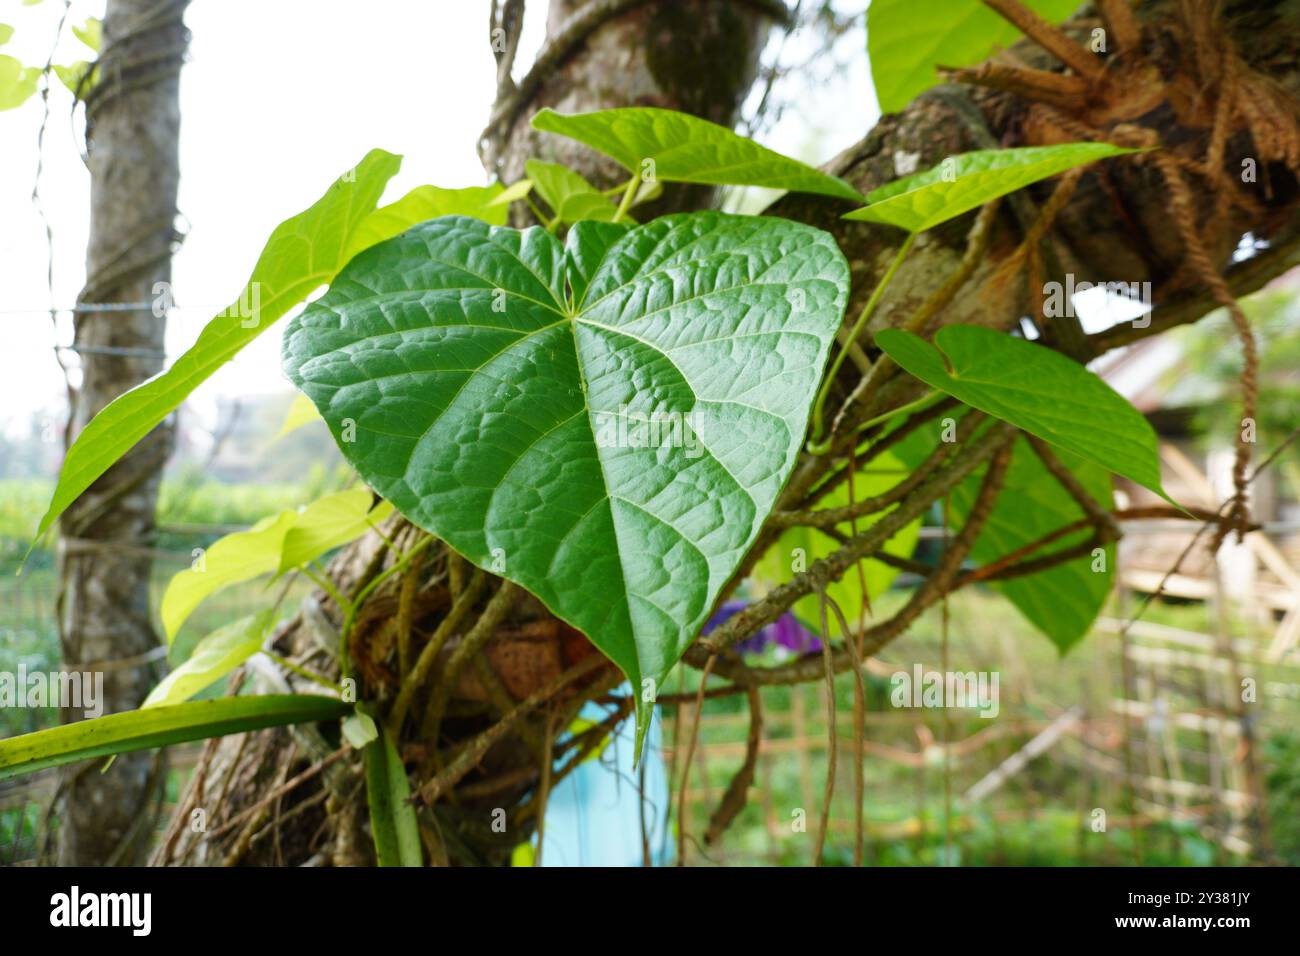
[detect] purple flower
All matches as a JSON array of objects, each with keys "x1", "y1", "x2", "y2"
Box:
[{"x1": 702, "y1": 599, "x2": 820, "y2": 656}]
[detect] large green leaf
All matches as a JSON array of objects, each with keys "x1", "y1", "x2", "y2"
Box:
[
  {"x1": 31, "y1": 150, "x2": 403, "y2": 550},
  {"x1": 161, "y1": 487, "x2": 391, "y2": 641},
  {"x1": 868, "y1": 0, "x2": 1081, "y2": 114},
  {"x1": 525, "y1": 159, "x2": 621, "y2": 224},
  {"x1": 752, "y1": 450, "x2": 920, "y2": 627},
  {"x1": 0, "y1": 695, "x2": 349, "y2": 781},
  {"x1": 144, "y1": 611, "x2": 274, "y2": 708},
  {"x1": 844, "y1": 143, "x2": 1135, "y2": 233},
  {"x1": 876, "y1": 325, "x2": 1170, "y2": 501},
  {"x1": 284, "y1": 211, "x2": 849, "y2": 746},
  {"x1": 532, "y1": 107, "x2": 864, "y2": 201},
  {"x1": 364, "y1": 726, "x2": 422, "y2": 867}
]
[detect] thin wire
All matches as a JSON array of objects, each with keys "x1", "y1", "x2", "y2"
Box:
[{"x1": 33, "y1": 0, "x2": 75, "y2": 401}]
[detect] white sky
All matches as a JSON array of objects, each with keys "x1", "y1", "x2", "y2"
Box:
[{"x1": 0, "y1": 0, "x2": 870, "y2": 444}]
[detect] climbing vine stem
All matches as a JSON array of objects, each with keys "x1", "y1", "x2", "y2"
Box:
[{"x1": 808, "y1": 231, "x2": 918, "y2": 453}]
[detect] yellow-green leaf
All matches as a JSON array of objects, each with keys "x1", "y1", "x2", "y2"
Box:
[
  {"x1": 277, "y1": 488, "x2": 393, "y2": 575},
  {"x1": 532, "y1": 107, "x2": 864, "y2": 201},
  {"x1": 525, "y1": 159, "x2": 621, "y2": 224},
  {"x1": 868, "y1": 0, "x2": 1081, "y2": 114},
  {"x1": 844, "y1": 143, "x2": 1136, "y2": 233},
  {"x1": 161, "y1": 488, "x2": 392, "y2": 641},
  {"x1": 71, "y1": 17, "x2": 101, "y2": 52},
  {"x1": 275, "y1": 390, "x2": 323, "y2": 438},
  {"x1": 342, "y1": 182, "x2": 507, "y2": 262},
  {"x1": 144, "y1": 611, "x2": 274, "y2": 708},
  {"x1": 488, "y1": 178, "x2": 534, "y2": 208},
  {"x1": 0, "y1": 53, "x2": 39, "y2": 110},
  {"x1": 162, "y1": 513, "x2": 296, "y2": 643}
]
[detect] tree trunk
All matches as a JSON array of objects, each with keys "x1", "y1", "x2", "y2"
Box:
[
  {"x1": 57, "y1": 0, "x2": 189, "y2": 866},
  {"x1": 158, "y1": 0, "x2": 1300, "y2": 866}
]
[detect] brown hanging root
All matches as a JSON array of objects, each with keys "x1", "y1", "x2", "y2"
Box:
[
  {"x1": 812, "y1": 585, "x2": 838, "y2": 867},
  {"x1": 704, "y1": 683, "x2": 762, "y2": 846},
  {"x1": 845, "y1": 447, "x2": 870, "y2": 867},
  {"x1": 948, "y1": 0, "x2": 1297, "y2": 545},
  {"x1": 675, "y1": 652, "x2": 716, "y2": 866},
  {"x1": 1151, "y1": 148, "x2": 1259, "y2": 546},
  {"x1": 986, "y1": 166, "x2": 1084, "y2": 316},
  {"x1": 532, "y1": 706, "x2": 557, "y2": 867}
]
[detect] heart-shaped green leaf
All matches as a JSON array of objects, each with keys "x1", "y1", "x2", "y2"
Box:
[
  {"x1": 525, "y1": 159, "x2": 622, "y2": 225},
  {"x1": 0, "y1": 695, "x2": 350, "y2": 782},
  {"x1": 876, "y1": 325, "x2": 1172, "y2": 502},
  {"x1": 532, "y1": 107, "x2": 864, "y2": 201},
  {"x1": 144, "y1": 611, "x2": 275, "y2": 708},
  {"x1": 284, "y1": 211, "x2": 849, "y2": 744},
  {"x1": 868, "y1": 0, "x2": 1080, "y2": 114},
  {"x1": 844, "y1": 143, "x2": 1135, "y2": 233}
]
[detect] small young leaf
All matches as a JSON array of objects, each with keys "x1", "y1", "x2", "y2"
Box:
[
  {"x1": 364, "y1": 727, "x2": 422, "y2": 866},
  {"x1": 276, "y1": 487, "x2": 392, "y2": 575},
  {"x1": 161, "y1": 512, "x2": 296, "y2": 643},
  {"x1": 876, "y1": 325, "x2": 1172, "y2": 501},
  {"x1": 276, "y1": 390, "x2": 323, "y2": 439},
  {"x1": 144, "y1": 611, "x2": 275, "y2": 708},
  {"x1": 71, "y1": 17, "x2": 101, "y2": 52},
  {"x1": 532, "y1": 107, "x2": 864, "y2": 201},
  {"x1": 525, "y1": 159, "x2": 621, "y2": 224},
  {"x1": 284, "y1": 212, "x2": 849, "y2": 749},
  {"x1": 488, "y1": 178, "x2": 534, "y2": 208},
  {"x1": 0, "y1": 24, "x2": 15, "y2": 46},
  {"x1": 0, "y1": 696, "x2": 350, "y2": 781},
  {"x1": 844, "y1": 143, "x2": 1135, "y2": 233},
  {"x1": 341, "y1": 711, "x2": 379, "y2": 749},
  {"x1": 868, "y1": 0, "x2": 1080, "y2": 114},
  {"x1": 32, "y1": 150, "x2": 404, "y2": 552},
  {"x1": 161, "y1": 488, "x2": 391, "y2": 640},
  {"x1": 0, "y1": 53, "x2": 39, "y2": 110},
  {"x1": 52, "y1": 60, "x2": 97, "y2": 96},
  {"x1": 343, "y1": 183, "x2": 507, "y2": 262}
]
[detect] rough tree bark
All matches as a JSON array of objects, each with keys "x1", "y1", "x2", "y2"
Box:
[
  {"x1": 158, "y1": 0, "x2": 1300, "y2": 866},
  {"x1": 57, "y1": 0, "x2": 189, "y2": 866}
]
